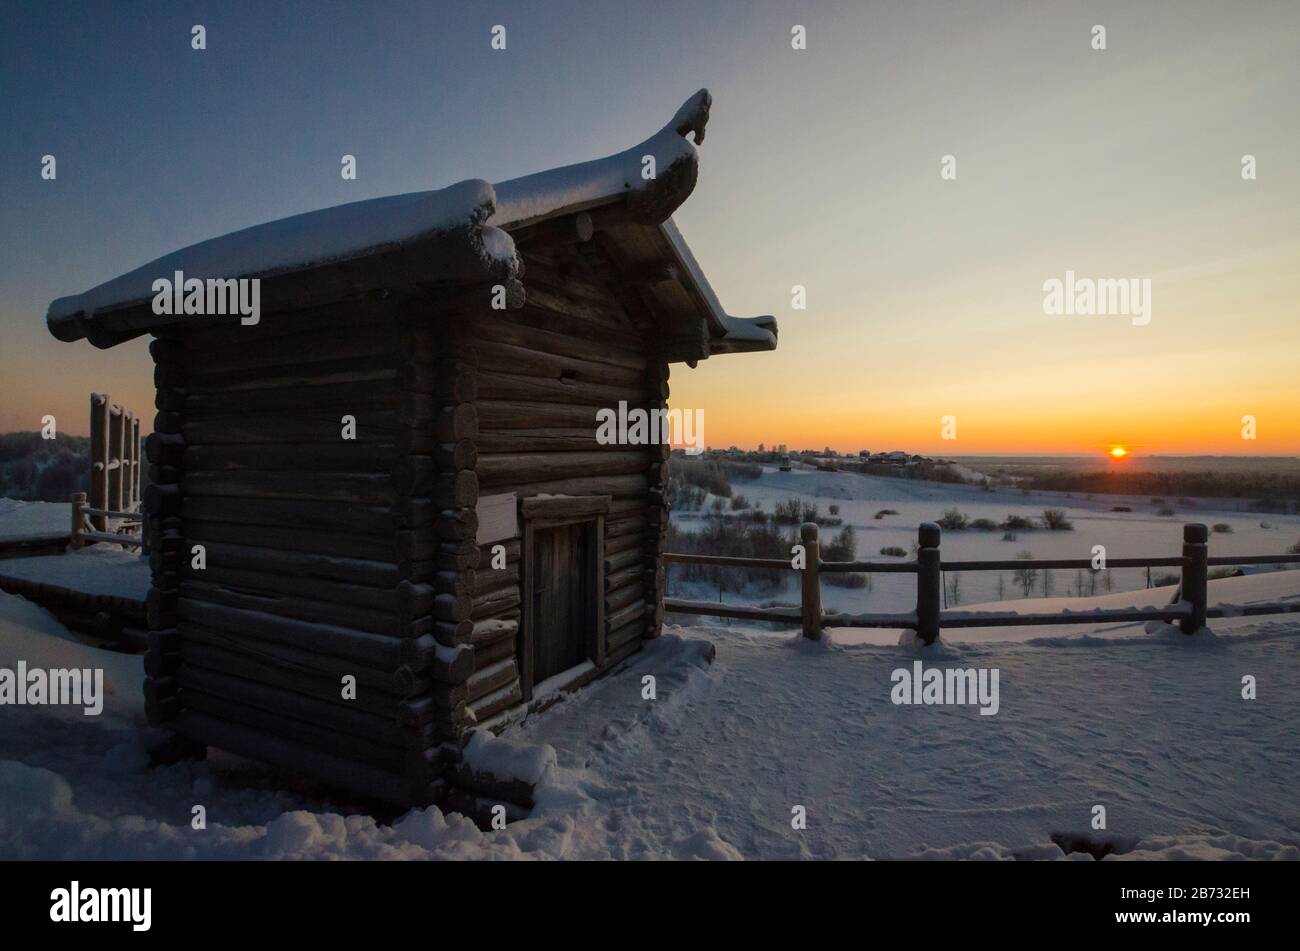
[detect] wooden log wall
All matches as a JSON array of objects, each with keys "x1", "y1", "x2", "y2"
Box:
[
  {"x1": 140, "y1": 297, "x2": 465, "y2": 807},
  {"x1": 136, "y1": 237, "x2": 673, "y2": 807},
  {"x1": 448, "y1": 241, "x2": 669, "y2": 729}
]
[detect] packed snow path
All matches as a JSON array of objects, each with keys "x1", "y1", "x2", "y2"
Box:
[{"x1": 517, "y1": 622, "x2": 1300, "y2": 859}]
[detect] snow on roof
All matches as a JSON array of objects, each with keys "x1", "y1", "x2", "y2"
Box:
[
  {"x1": 45, "y1": 89, "x2": 775, "y2": 357},
  {"x1": 491, "y1": 89, "x2": 710, "y2": 230},
  {"x1": 47, "y1": 179, "x2": 511, "y2": 342}
]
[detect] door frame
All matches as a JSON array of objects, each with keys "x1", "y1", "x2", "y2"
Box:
[{"x1": 519, "y1": 494, "x2": 610, "y2": 701}]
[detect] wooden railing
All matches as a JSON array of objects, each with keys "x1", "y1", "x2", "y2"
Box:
[
  {"x1": 88, "y1": 392, "x2": 141, "y2": 532},
  {"x1": 665, "y1": 522, "x2": 1300, "y2": 643},
  {"x1": 70, "y1": 492, "x2": 144, "y2": 550},
  {"x1": 68, "y1": 392, "x2": 145, "y2": 550}
]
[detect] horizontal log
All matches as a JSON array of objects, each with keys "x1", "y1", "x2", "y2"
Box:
[
  {"x1": 473, "y1": 634, "x2": 518, "y2": 669},
  {"x1": 472, "y1": 584, "x2": 520, "y2": 620},
  {"x1": 606, "y1": 515, "x2": 647, "y2": 539},
  {"x1": 607, "y1": 616, "x2": 645, "y2": 652},
  {"x1": 183, "y1": 443, "x2": 397, "y2": 474},
  {"x1": 179, "y1": 297, "x2": 399, "y2": 349},
  {"x1": 182, "y1": 412, "x2": 404, "y2": 446},
  {"x1": 476, "y1": 428, "x2": 605, "y2": 454},
  {"x1": 476, "y1": 369, "x2": 650, "y2": 407},
  {"x1": 465, "y1": 313, "x2": 646, "y2": 371},
  {"x1": 606, "y1": 600, "x2": 646, "y2": 633},
  {"x1": 181, "y1": 540, "x2": 398, "y2": 588},
  {"x1": 604, "y1": 547, "x2": 645, "y2": 574},
  {"x1": 466, "y1": 657, "x2": 519, "y2": 703},
  {"x1": 605, "y1": 563, "x2": 642, "y2": 592},
  {"x1": 182, "y1": 325, "x2": 412, "y2": 376},
  {"x1": 467, "y1": 678, "x2": 523, "y2": 723},
  {"x1": 605, "y1": 581, "x2": 644, "y2": 615},
  {"x1": 181, "y1": 579, "x2": 403, "y2": 636},
  {"x1": 604, "y1": 531, "x2": 643, "y2": 558},
  {"x1": 471, "y1": 616, "x2": 519, "y2": 646},
  {"x1": 181, "y1": 623, "x2": 431, "y2": 698},
  {"x1": 663, "y1": 598, "x2": 801, "y2": 623},
  {"x1": 183, "y1": 378, "x2": 403, "y2": 417},
  {"x1": 478, "y1": 450, "x2": 648, "y2": 487},
  {"x1": 176, "y1": 355, "x2": 406, "y2": 395},
  {"x1": 177, "y1": 599, "x2": 435, "y2": 670},
  {"x1": 471, "y1": 339, "x2": 644, "y2": 388},
  {"x1": 181, "y1": 688, "x2": 410, "y2": 773},
  {"x1": 477, "y1": 400, "x2": 610, "y2": 431},
  {"x1": 518, "y1": 262, "x2": 626, "y2": 313},
  {"x1": 182, "y1": 495, "x2": 402, "y2": 535},
  {"x1": 604, "y1": 633, "x2": 644, "y2": 669},
  {"x1": 186, "y1": 520, "x2": 402, "y2": 563},
  {"x1": 473, "y1": 563, "x2": 520, "y2": 596},
  {"x1": 177, "y1": 664, "x2": 424, "y2": 741},
  {"x1": 495, "y1": 474, "x2": 648, "y2": 500},
  {"x1": 183, "y1": 471, "x2": 396, "y2": 505},
  {"x1": 180, "y1": 639, "x2": 416, "y2": 716},
  {"x1": 175, "y1": 711, "x2": 419, "y2": 806}
]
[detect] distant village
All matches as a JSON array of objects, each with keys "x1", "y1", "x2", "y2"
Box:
[{"x1": 686, "y1": 444, "x2": 939, "y2": 473}]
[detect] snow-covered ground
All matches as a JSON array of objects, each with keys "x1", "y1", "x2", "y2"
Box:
[
  {"x1": 0, "y1": 498, "x2": 150, "y2": 599},
  {"x1": 2, "y1": 574, "x2": 1296, "y2": 860},
  {"x1": 0, "y1": 547, "x2": 151, "y2": 600},
  {"x1": 0, "y1": 498, "x2": 70, "y2": 539},
  {"x1": 672, "y1": 466, "x2": 1300, "y2": 614}
]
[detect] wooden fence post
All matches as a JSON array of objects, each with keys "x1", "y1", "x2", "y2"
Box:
[
  {"x1": 89, "y1": 394, "x2": 109, "y2": 531},
  {"x1": 1180, "y1": 523, "x2": 1208, "y2": 634},
  {"x1": 70, "y1": 492, "x2": 86, "y2": 550},
  {"x1": 108, "y1": 402, "x2": 125, "y2": 515},
  {"x1": 916, "y1": 522, "x2": 942, "y2": 645},
  {"x1": 800, "y1": 522, "x2": 822, "y2": 640},
  {"x1": 130, "y1": 414, "x2": 141, "y2": 510}
]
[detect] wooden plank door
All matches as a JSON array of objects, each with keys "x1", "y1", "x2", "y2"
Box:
[{"x1": 530, "y1": 523, "x2": 591, "y2": 686}]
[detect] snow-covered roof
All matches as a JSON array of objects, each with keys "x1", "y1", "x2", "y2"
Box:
[{"x1": 45, "y1": 90, "x2": 775, "y2": 358}]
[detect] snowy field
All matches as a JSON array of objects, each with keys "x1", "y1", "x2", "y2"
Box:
[
  {"x1": 2, "y1": 577, "x2": 1296, "y2": 860},
  {"x1": 671, "y1": 466, "x2": 1300, "y2": 615}
]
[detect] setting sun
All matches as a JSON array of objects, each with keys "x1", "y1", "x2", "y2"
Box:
[{"x1": 1109, "y1": 447, "x2": 1128, "y2": 458}]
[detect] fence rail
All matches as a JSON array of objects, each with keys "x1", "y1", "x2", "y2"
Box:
[
  {"x1": 70, "y1": 493, "x2": 144, "y2": 549},
  {"x1": 664, "y1": 521, "x2": 1300, "y2": 643}
]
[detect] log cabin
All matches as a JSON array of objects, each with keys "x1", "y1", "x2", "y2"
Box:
[{"x1": 44, "y1": 90, "x2": 776, "y2": 811}]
